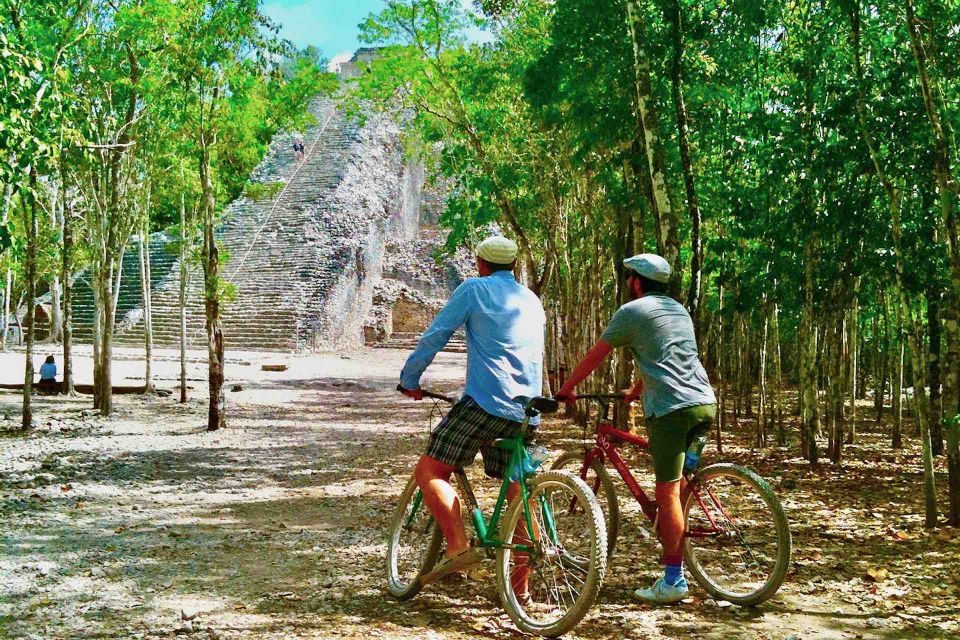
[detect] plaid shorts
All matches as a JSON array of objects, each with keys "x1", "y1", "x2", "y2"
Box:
[{"x1": 426, "y1": 396, "x2": 534, "y2": 479}]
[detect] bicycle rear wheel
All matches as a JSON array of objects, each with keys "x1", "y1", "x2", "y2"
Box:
[
  {"x1": 385, "y1": 474, "x2": 443, "y2": 599},
  {"x1": 496, "y1": 470, "x2": 607, "y2": 638},
  {"x1": 682, "y1": 463, "x2": 791, "y2": 606},
  {"x1": 550, "y1": 450, "x2": 620, "y2": 560}
]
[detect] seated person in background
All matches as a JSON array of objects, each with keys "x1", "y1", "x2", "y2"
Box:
[
  {"x1": 39, "y1": 355, "x2": 57, "y2": 382},
  {"x1": 37, "y1": 355, "x2": 58, "y2": 391}
]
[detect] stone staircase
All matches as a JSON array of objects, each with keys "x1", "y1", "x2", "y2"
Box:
[
  {"x1": 63, "y1": 95, "x2": 423, "y2": 352},
  {"x1": 377, "y1": 331, "x2": 467, "y2": 353},
  {"x1": 72, "y1": 241, "x2": 177, "y2": 343}
]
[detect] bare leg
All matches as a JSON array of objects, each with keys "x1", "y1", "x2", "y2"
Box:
[
  {"x1": 655, "y1": 479, "x2": 684, "y2": 560},
  {"x1": 507, "y1": 481, "x2": 538, "y2": 596},
  {"x1": 414, "y1": 455, "x2": 470, "y2": 558}
]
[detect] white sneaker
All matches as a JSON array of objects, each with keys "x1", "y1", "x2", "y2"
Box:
[{"x1": 633, "y1": 577, "x2": 688, "y2": 604}]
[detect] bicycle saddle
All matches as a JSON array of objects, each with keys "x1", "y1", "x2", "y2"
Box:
[{"x1": 513, "y1": 395, "x2": 560, "y2": 416}]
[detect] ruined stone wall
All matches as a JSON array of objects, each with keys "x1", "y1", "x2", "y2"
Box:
[{"x1": 392, "y1": 297, "x2": 442, "y2": 334}]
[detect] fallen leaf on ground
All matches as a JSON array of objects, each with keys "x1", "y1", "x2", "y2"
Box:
[{"x1": 866, "y1": 568, "x2": 888, "y2": 582}]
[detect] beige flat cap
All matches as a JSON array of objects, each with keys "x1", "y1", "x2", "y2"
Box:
[{"x1": 476, "y1": 236, "x2": 518, "y2": 265}]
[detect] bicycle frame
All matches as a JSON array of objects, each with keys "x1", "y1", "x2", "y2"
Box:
[
  {"x1": 577, "y1": 401, "x2": 727, "y2": 540},
  {"x1": 404, "y1": 415, "x2": 554, "y2": 555},
  {"x1": 584, "y1": 422, "x2": 658, "y2": 522}
]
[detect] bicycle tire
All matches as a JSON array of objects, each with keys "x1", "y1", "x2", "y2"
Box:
[
  {"x1": 682, "y1": 463, "x2": 791, "y2": 606},
  {"x1": 385, "y1": 474, "x2": 443, "y2": 600},
  {"x1": 496, "y1": 470, "x2": 607, "y2": 638},
  {"x1": 550, "y1": 450, "x2": 620, "y2": 560}
]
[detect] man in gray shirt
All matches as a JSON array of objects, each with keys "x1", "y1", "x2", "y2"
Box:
[{"x1": 555, "y1": 253, "x2": 716, "y2": 604}]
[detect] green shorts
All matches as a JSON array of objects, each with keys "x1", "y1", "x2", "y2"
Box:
[{"x1": 647, "y1": 404, "x2": 717, "y2": 482}]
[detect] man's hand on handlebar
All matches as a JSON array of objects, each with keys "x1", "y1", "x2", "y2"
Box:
[
  {"x1": 622, "y1": 379, "x2": 643, "y2": 405},
  {"x1": 398, "y1": 385, "x2": 424, "y2": 401}
]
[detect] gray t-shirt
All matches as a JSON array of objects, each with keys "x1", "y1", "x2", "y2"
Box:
[{"x1": 601, "y1": 293, "x2": 716, "y2": 418}]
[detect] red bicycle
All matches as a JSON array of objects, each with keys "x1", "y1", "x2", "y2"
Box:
[{"x1": 551, "y1": 394, "x2": 791, "y2": 606}]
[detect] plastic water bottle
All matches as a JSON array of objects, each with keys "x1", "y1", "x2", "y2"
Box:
[
  {"x1": 683, "y1": 434, "x2": 708, "y2": 474},
  {"x1": 509, "y1": 445, "x2": 549, "y2": 481}
]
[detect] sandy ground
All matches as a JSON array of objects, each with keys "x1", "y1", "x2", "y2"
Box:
[{"x1": 1, "y1": 347, "x2": 958, "y2": 640}]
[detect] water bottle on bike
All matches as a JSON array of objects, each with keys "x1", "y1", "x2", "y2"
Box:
[
  {"x1": 683, "y1": 434, "x2": 708, "y2": 474},
  {"x1": 509, "y1": 445, "x2": 548, "y2": 481}
]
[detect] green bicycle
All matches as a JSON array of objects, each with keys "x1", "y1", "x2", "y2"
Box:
[{"x1": 386, "y1": 390, "x2": 608, "y2": 638}]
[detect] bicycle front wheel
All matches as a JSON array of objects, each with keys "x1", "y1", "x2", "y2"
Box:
[
  {"x1": 550, "y1": 450, "x2": 620, "y2": 560},
  {"x1": 385, "y1": 474, "x2": 443, "y2": 599},
  {"x1": 683, "y1": 463, "x2": 791, "y2": 606},
  {"x1": 496, "y1": 470, "x2": 607, "y2": 638}
]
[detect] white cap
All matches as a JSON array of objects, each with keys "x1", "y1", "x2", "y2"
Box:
[
  {"x1": 476, "y1": 236, "x2": 518, "y2": 265},
  {"x1": 623, "y1": 253, "x2": 671, "y2": 283}
]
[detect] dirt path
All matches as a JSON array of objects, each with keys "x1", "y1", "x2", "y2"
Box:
[{"x1": 1, "y1": 348, "x2": 957, "y2": 639}]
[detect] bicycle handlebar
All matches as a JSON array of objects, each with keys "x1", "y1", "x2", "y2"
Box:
[
  {"x1": 396, "y1": 384, "x2": 456, "y2": 404},
  {"x1": 575, "y1": 393, "x2": 627, "y2": 402}
]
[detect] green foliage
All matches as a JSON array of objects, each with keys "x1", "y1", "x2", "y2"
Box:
[
  {"x1": 352, "y1": 0, "x2": 960, "y2": 414},
  {"x1": 243, "y1": 181, "x2": 286, "y2": 202}
]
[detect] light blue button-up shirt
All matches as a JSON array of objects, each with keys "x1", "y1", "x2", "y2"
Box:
[{"x1": 400, "y1": 271, "x2": 546, "y2": 424}]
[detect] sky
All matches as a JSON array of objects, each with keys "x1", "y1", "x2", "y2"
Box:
[{"x1": 261, "y1": 0, "x2": 490, "y2": 71}]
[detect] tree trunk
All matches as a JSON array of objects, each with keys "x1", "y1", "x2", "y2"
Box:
[
  {"x1": 625, "y1": 0, "x2": 682, "y2": 297},
  {"x1": 92, "y1": 268, "x2": 101, "y2": 410},
  {"x1": 715, "y1": 283, "x2": 724, "y2": 454},
  {"x1": 112, "y1": 245, "x2": 124, "y2": 318},
  {"x1": 906, "y1": 0, "x2": 959, "y2": 512},
  {"x1": 179, "y1": 194, "x2": 189, "y2": 404},
  {"x1": 948, "y1": 437, "x2": 960, "y2": 526},
  {"x1": 927, "y1": 287, "x2": 944, "y2": 454},
  {"x1": 201, "y1": 143, "x2": 225, "y2": 432},
  {"x1": 668, "y1": 0, "x2": 703, "y2": 329},
  {"x1": 800, "y1": 238, "x2": 820, "y2": 465},
  {"x1": 47, "y1": 277, "x2": 62, "y2": 343},
  {"x1": 892, "y1": 306, "x2": 904, "y2": 450},
  {"x1": 22, "y1": 174, "x2": 39, "y2": 430},
  {"x1": 61, "y1": 178, "x2": 74, "y2": 396},
  {"x1": 892, "y1": 194, "x2": 939, "y2": 526},
  {"x1": 1, "y1": 183, "x2": 12, "y2": 351},
  {"x1": 876, "y1": 290, "x2": 889, "y2": 423},
  {"x1": 139, "y1": 226, "x2": 154, "y2": 393},
  {"x1": 757, "y1": 310, "x2": 769, "y2": 448},
  {"x1": 904, "y1": 299, "x2": 939, "y2": 527},
  {"x1": 98, "y1": 255, "x2": 115, "y2": 416},
  {"x1": 847, "y1": 302, "x2": 859, "y2": 444},
  {"x1": 613, "y1": 211, "x2": 634, "y2": 430},
  {"x1": 2, "y1": 267, "x2": 10, "y2": 350},
  {"x1": 43, "y1": 179, "x2": 62, "y2": 344},
  {"x1": 829, "y1": 314, "x2": 845, "y2": 464},
  {"x1": 772, "y1": 301, "x2": 786, "y2": 446}
]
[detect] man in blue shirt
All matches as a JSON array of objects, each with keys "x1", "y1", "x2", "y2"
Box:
[{"x1": 399, "y1": 236, "x2": 545, "y2": 583}]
